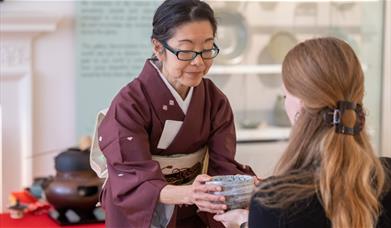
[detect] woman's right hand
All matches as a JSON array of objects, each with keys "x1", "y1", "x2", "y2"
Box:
[{"x1": 184, "y1": 174, "x2": 227, "y2": 214}]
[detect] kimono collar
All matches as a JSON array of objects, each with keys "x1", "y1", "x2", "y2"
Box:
[
  {"x1": 137, "y1": 59, "x2": 186, "y2": 122},
  {"x1": 149, "y1": 60, "x2": 193, "y2": 114},
  {"x1": 138, "y1": 60, "x2": 208, "y2": 153}
]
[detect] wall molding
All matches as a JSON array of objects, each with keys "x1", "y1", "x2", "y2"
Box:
[{"x1": 0, "y1": 10, "x2": 61, "y2": 212}]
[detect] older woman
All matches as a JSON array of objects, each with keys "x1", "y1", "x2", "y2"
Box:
[{"x1": 92, "y1": 0, "x2": 255, "y2": 227}]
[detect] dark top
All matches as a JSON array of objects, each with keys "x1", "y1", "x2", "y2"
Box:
[{"x1": 248, "y1": 157, "x2": 391, "y2": 228}]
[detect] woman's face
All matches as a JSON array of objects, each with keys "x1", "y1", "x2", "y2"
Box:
[
  {"x1": 282, "y1": 83, "x2": 303, "y2": 125},
  {"x1": 153, "y1": 20, "x2": 215, "y2": 95}
]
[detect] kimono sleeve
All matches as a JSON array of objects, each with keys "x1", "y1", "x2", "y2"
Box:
[
  {"x1": 207, "y1": 91, "x2": 255, "y2": 176},
  {"x1": 97, "y1": 83, "x2": 167, "y2": 227}
]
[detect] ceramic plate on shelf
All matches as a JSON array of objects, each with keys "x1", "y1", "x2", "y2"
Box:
[
  {"x1": 267, "y1": 31, "x2": 298, "y2": 63},
  {"x1": 257, "y1": 31, "x2": 298, "y2": 88},
  {"x1": 214, "y1": 10, "x2": 249, "y2": 64}
]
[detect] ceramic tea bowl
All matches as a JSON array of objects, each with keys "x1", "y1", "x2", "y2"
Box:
[{"x1": 206, "y1": 175, "x2": 254, "y2": 210}]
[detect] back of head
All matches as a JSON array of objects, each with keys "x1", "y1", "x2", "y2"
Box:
[
  {"x1": 151, "y1": 0, "x2": 217, "y2": 43},
  {"x1": 257, "y1": 37, "x2": 387, "y2": 228},
  {"x1": 283, "y1": 37, "x2": 363, "y2": 112}
]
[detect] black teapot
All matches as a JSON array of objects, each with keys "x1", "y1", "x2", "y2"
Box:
[{"x1": 44, "y1": 147, "x2": 103, "y2": 218}]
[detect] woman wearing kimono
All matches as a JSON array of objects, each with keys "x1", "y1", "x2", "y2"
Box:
[{"x1": 93, "y1": 0, "x2": 255, "y2": 227}]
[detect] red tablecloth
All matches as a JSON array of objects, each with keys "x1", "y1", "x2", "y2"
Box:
[{"x1": 0, "y1": 213, "x2": 105, "y2": 228}]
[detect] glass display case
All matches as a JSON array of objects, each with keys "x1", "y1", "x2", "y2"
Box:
[{"x1": 206, "y1": 1, "x2": 385, "y2": 152}]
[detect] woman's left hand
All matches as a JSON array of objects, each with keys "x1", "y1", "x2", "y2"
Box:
[
  {"x1": 187, "y1": 174, "x2": 227, "y2": 214},
  {"x1": 254, "y1": 176, "x2": 262, "y2": 185},
  {"x1": 213, "y1": 209, "x2": 249, "y2": 228}
]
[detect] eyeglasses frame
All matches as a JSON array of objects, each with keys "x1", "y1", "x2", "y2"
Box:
[{"x1": 161, "y1": 41, "x2": 220, "y2": 61}]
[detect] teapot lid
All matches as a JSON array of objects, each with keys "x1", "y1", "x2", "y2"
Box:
[{"x1": 55, "y1": 148, "x2": 91, "y2": 172}]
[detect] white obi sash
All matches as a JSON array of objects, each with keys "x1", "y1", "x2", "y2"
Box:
[{"x1": 90, "y1": 109, "x2": 209, "y2": 227}]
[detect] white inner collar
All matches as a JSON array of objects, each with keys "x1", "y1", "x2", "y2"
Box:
[{"x1": 150, "y1": 60, "x2": 193, "y2": 114}]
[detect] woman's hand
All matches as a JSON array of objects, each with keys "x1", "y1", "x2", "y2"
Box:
[
  {"x1": 159, "y1": 174, "x2": 226, "y2": 214},
  {"x1": 254, "y1": 176, "x2": 262, "y2": 185},
  {"x1": 213, "y1": 209, "x2": 249, "y2": 228},
  {"x1": 185, "y1": 174, "x2": 227, "y2": 214}
]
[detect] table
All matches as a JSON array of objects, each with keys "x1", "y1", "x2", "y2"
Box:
[{"x1": 0, "y1": 213, "x2": 105, "y2": 228}]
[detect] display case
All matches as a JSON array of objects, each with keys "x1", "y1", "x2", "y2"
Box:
[
  {"x1": 204, "y1": 1, "x2": 386, "y2": 176},
  {"x1": 206, "y1": 1, "x2": 385, "y2": 152}
]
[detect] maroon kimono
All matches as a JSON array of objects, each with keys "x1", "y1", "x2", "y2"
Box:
[{"x1": 98, "y1": 60, "x2": 254, "y2": 227}]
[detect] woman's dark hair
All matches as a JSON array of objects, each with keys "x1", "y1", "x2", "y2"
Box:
[{"x1": 151, "y1": 0, "x2": 217, "y2": 43}]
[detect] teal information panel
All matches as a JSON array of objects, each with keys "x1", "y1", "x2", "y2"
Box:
[{"x1": 76, "y1": 0, "x2": 160, "y2": 137}]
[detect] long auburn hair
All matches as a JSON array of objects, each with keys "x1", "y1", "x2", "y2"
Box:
[{"x1": 255, "y1": 37, "x2": 388, "y2": 228}]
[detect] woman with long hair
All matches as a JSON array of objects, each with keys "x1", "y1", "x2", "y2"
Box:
[{"x1": 214, "y1": 37, "x2": 391, "y2": 228}]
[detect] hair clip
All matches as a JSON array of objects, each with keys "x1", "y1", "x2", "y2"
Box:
[{"x1": 322, "y1": 101, "x2": 365, "y2": 135}]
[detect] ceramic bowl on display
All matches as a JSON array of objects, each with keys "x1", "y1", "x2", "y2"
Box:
[
  {"x1": 257, "y1": 31, "x2": 298, "y2": 88},
  {"x1": 206, "y1": 175, "x2": 254, "y2": 210},
  {"x1": 239, "y1": 119, "x2": 261, "y2": 129},
  {"x1": 272, "y1": 95, "x2": 291, "y2": 127},
  {"x1": 214, "y1": 10, "x2": 249, "y2": 65},
  {"x1": 266, "y1": 31, "x2": 298, "y2": 63},
  {"x1": 236, "y1": 110, "x2": 265, "y2": 130}
]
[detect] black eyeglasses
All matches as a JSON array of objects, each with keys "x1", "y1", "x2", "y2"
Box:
[{"x1": 161, "y1": 42, "x2": 220, "y2": 61}]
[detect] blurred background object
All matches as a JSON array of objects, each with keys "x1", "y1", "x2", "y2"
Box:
[
  {"x1": 43, "y1": 144, "x2": 104, "y2": 225},
  {"x1": 214, "y1": 9, "x2": 249, "y2": 65}
]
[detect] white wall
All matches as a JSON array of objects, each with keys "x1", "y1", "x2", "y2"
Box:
[
  {"x1": 0, "y1": 1, "x2": 76, "y2": 212},
  {"x1": 32, "y1": 5, "x2": 76, "y2": 178}
]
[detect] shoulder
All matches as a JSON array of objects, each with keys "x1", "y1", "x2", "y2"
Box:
[
  {"x1": 248, "y1": 195, "x2": 285, "y2": 228},
  {"x1": 249, "y1": 193, "x2": 329, "y2": 228},
  {"x1": 113, "y1": 79, "x2": 148, "y2": 106},
  {"x1": 106, "y1": 79, "x2": 151, "y2": 123},
  {"x1": 250, "y1": 175, "x2": 330, "y2": 228}
]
